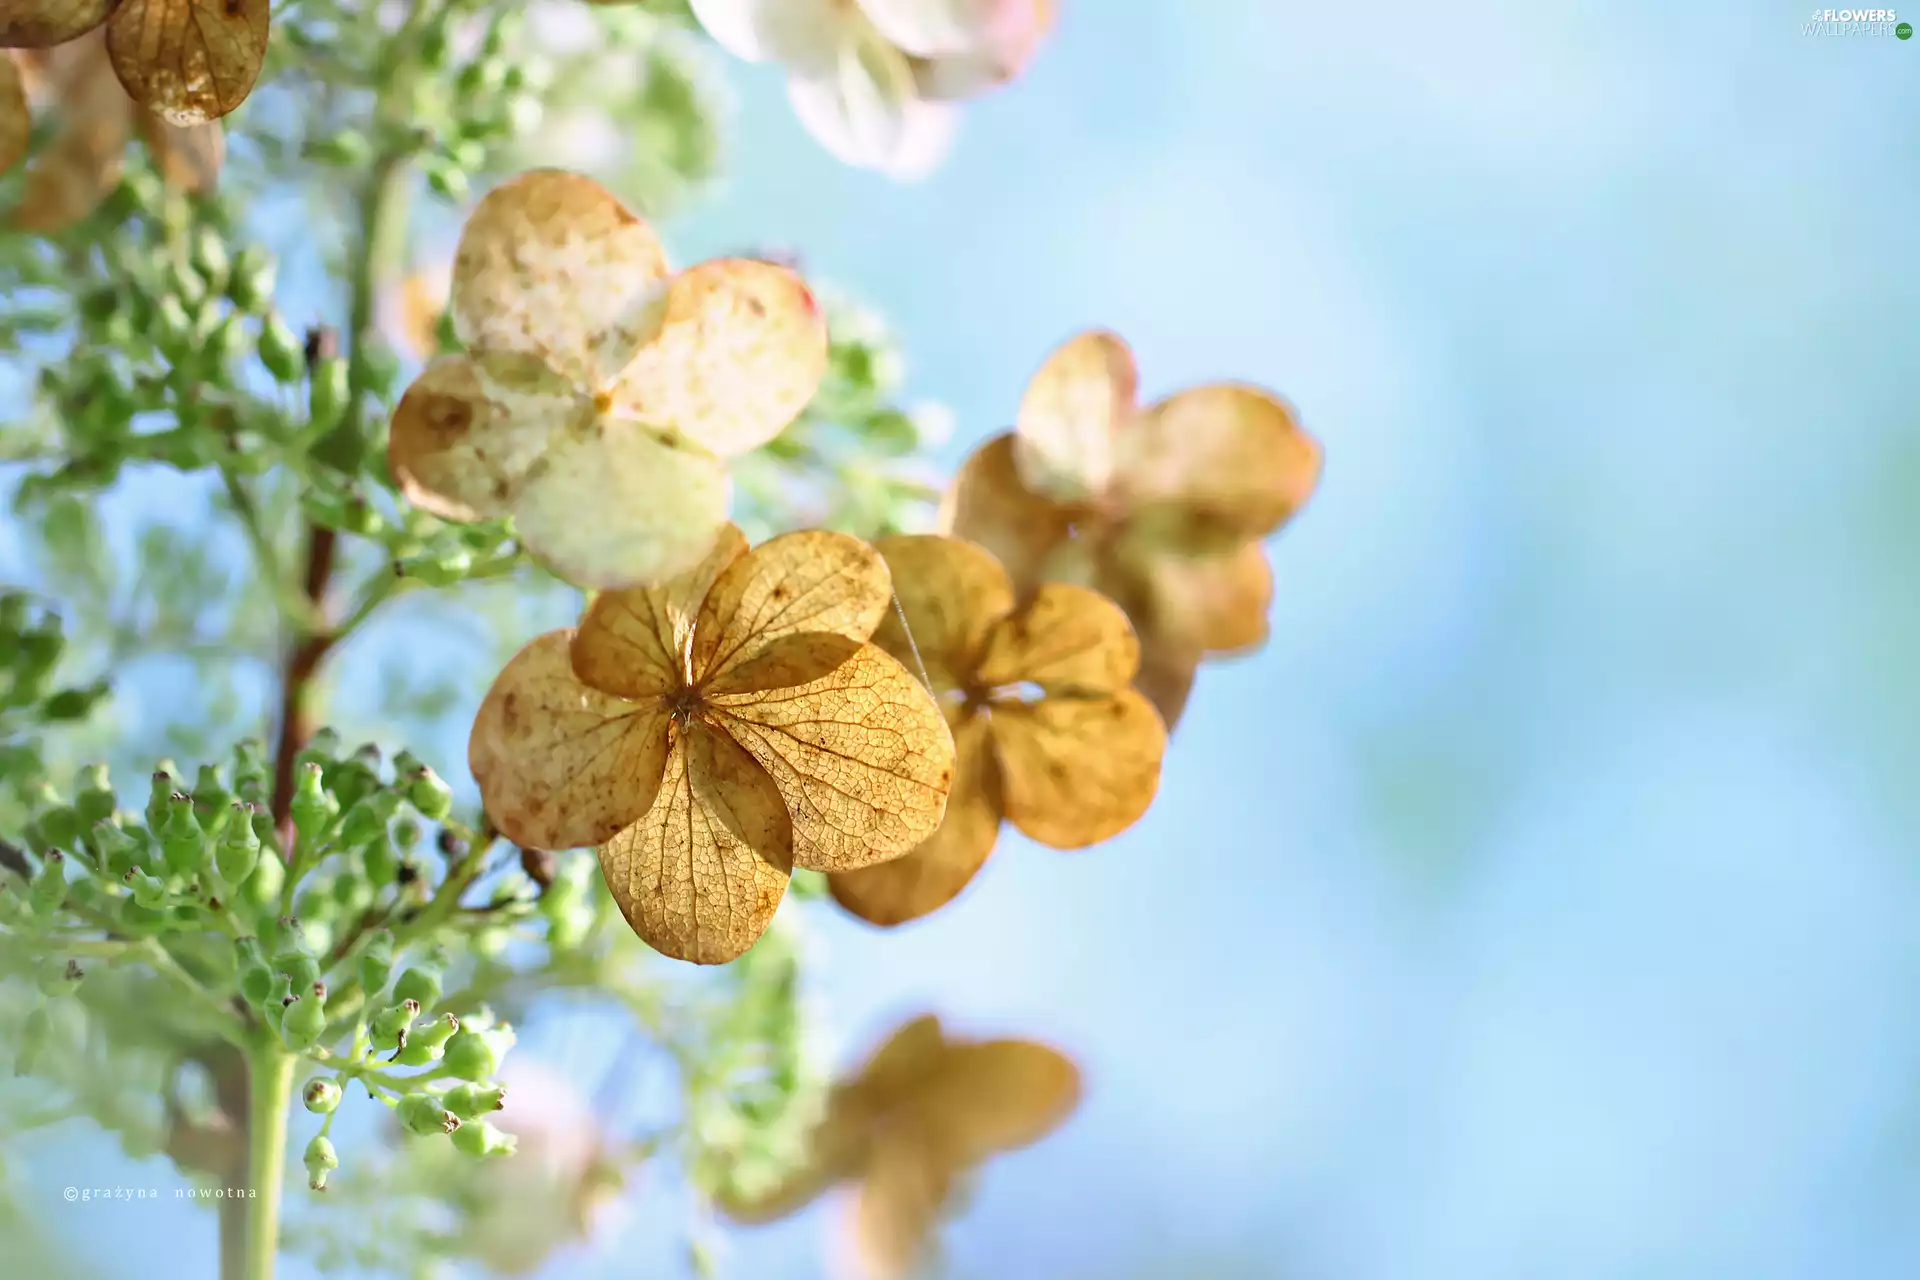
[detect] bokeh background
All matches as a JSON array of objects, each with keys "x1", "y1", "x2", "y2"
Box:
[{"x1": 14, "y1": 0, "x2": 1920, "y2": 1276}]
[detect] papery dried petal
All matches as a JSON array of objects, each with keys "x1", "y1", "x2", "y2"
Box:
[
  {"x1": 105, "y1": 0, "x2": 270, "y2": 126},
  {"x1": 870, "y1": 534, "x2": 1012, "y2": 681},
  {"x1": 1118, "y1": 384, "x2": 1322, "y2": 542},
  {"x1": 572, "y1": 524, "x2": 749, "y2": 700},
  {"x1": 938, "y1": 433, "x2": 1074, "y2": 596},
  {"x1": 974, "y1": 583, "x2": 1139, "y2": 696},
  {"x1": 599, "y1": 717, "x2": 792, "y2": 964},
  {"x1": 0, "y1": 0, "x2": 117, "y2": 48},
  {"x1": 469, "y1": 631, "x2": 672, "y2": 851},
  {"x1": 387, "y1": 354, "x2": 571, "y2": 524},
  {"x1": 1013, "y1": 328, "x2": 1136, "y2": 503},
  {"x1": 991, "y1": 688, "x2": 1163, "y2": 849},
  {"x1": 689, "y1": 530, "x2": 891, "y2": 691}
]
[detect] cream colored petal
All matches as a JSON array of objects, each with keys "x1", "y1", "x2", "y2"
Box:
[
  {"x1": 509, "y1": 418, "x2": 731, "y2": 591},
  {"x1": 571, "y1": 525, "x2": 750, "y2": 700},
  {"x1": 1013, "y1": 329, "x2": 1136, "y2": 503},
  {"x1": 386, "y1": 354, "x2": 575, "y2": 524},
  {"x1": 916, "y1": 1037, "x2": 1080, "y2": 1165},
  {"x1": 870, "y1": 534, "x2": 1013, "y2": 681},
  {"x1": 105, "y1": 0, "x2": 270, "y2": 126},
  {"x1": 599, "y1": 717, "x2": 793, "y2": 965},
  {"x1": 709, "y1": 644, "x2": 954, "y2": 873},
  {"x1": 611, "y1": 258, "x2": 829, "y2": 458},
  {"x1": 974, "y1": 582, "x2": 1139, "y2": 696},
  {"x1": 689, "y1": 0, "x2": 845, "y2": 74},
  {"x1": 689, "y1": 530, "x2": 891, "y2": 691},
  {"x1": 1117, "y1": 384, "x2": 1322, "y2": 541},
  {"x1": 991, "y1": 688, "x2": 1164, "y2": 849},
  {"x1": 828, "y1": 712, "x2": 1002, "y2": 926},
  {"x1": 451, "y1": 169, "x2": 670, "y2": 389},
  {"x1": 938, "y1": 433, "x2": 1074, "y2": 598},
  {"x1": 468, "y1": 631, "x2": 673, "y2": 852},
  {"x1": 786, "y1": 28, "x2": 943, "y2": 178},
  {"x1": 909, "y1": 0, "x2": 1055, "y2": 100}
]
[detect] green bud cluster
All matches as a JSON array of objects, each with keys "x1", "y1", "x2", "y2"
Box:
[{"x1": 0, "y1": 593, "x2": 106, "y2": 726}]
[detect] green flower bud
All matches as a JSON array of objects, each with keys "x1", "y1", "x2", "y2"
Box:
[
  {"x1": 31, "y1": 849, "x2": 67, "y2": 914},
  {"x1": 358, "y1": 929, "x2": 395, "y2": 996},
  {"x1": 262, "y1": 972, "x2": 294, "y2": 1032},
  {"x1": 190, "y1": 229, "x2": 230, "y2": 292},
  {"x1": 291, "y1": 761, "x2": 333, "y2": 849},
  {"x1": 450, "y1": 1119, "x2": 516, "y2": 1158},
  {"x1": 405, "y1": 767, "x2": 453, "y2": 821},
  {"x1": 155, "y1": 294, "x2": 193, "y2": 360},
  {"x1": 37, "y1": 957, "x2": 84, "y2": 997},
  {"x1": 74, "y1": 763, "x2": 115, "y2": 827},
  {"x1": 303, "y1": 1133, "x2": 339, "y2": 1190},
  {"x1": 397, "y1": 1092, "x2": 461, "y2": 1136},
  {"x1": 302, "y1": 1078, "x2": 343, "y2": 1114},
  {"x1": 392, "y1": 964, "x2": 442, "y2": 1011},
  {"x1": 215, "y1": 802, "x2": 261, "y2": 888},
  {"x1": 309, "y1": 131, "x2": 370, "y2": 166},
  {"x1": 274, "y1": 953, "x2": 322, "y2": 995},
  {"x1": 281, "y1": 987, "x2": 327, "y2": 1053},
  {"x1": 93, "y1": 820, "x2": 144, "y2": 878},
  {"x1": 362, "y1": 832, "x2": 396, "y2": 887},
  {"x1": 237, "y1": 937, "x2": 275, "y2": 1006},
  {"x1": 227, "y1": 245, "x2": 276, "y2": 314},
  {"x1": 232, "y1": 738, "x2": 269, "y2": 798},
  {"x1": 371, "y1": 999, "x2": 419, "y2": 1055},
  {"x1": 390, "y1": 816, "x2": 423, "y2": 850},
  {"x1": 339, "y1": 791, "x2": 399, "y2": 850},
  {"x1": 443, "y1": 1082, "x2": 507, "y2": 1120},
  {"x1": 440, "y1": 1029, "x2": 498, "y2": 1083},
  {"x1": 161, "y1": 793, "x2": 207, "y2": 877},
  {"x1": 397, "y1": 1013, "x2": 460, "y2": 1066},
  {"x1": 146, "y1": 769, "x2": 177, "y2": 831},
  {"x1": 423, "y1": 158, "x2": 469, "y2": 203},
  {"x1": 259, "y1": 314, "x2": 304, "y2": 383},
  {"x1": 395, "y1": 548, "x2": 472, "y2": 587},
  {"x1": 243, "y1": 843, "x2": 285, "y2": 912},
  {"x1": 193, "y1": 763, "x2": 232, "y2": 827},
  {"x1": 36, "y1": 803, "x2": 81, "y2": 853},
  {"x1": 125, "y1": 868, "x2": 168, "y2": 909},
  {"x1": 16, "y1": 1007, "x2": 50, "y2": 1076},
  {"x1": 307, "y1": 356, "x2": 350, "y2": 440}
]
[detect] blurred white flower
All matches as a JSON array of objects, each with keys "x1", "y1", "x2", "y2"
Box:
[{"x1": 690, "y1": 0, "x2": 1054, "y2": 179}]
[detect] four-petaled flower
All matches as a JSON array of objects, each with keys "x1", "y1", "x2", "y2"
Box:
[
  {"x1": 718, "y1": 1013, "x2": 1080, "y2": 1280},
  {"x1": 942, "y1": 329, "x2": 1323, "y2": 729},
  {"x1": 387, "y1": 169, "x2": 831, "y2": 590},
  {"x1": 689, "y1": 0, "x2": 1054, "y2": 179},
  {"x1": 2, "y1": 34, "x2": 222, "y2": 230},
  {"x1": 830, "y1": 533, "x2": 1165, "y2": 926},
  {"x1": 0, "y1": 0, "x2": 271, "y2": 126},
  {"x1": 469, "y1": 524, "x2": 956, "y2": 964}
]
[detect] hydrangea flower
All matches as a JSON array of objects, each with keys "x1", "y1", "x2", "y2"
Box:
[
  {"x1": 830, "y1": 534, "x2": 1165, "y2": 926},
  {"x1": 943, "y1": 329, "x2": 1323, "y2": 728},
  {"x1": 0, "y1": 0, "x2": 270, "y2": 125},
  {"x1": 689, "y1": 0, "x2": 1054, "y2": 178},
  {"x1": 719, "y1": 1013, "x2": 1080, "y2": 1279},
  {"x1": 386, "y1": 169, "x2": 830, "y2": 589},
  {"x1": 469, "y1": 525, "x2": 955, "y2": 963},
  {"x1": 2, "y1": 35, "x2": 222, "y2": 230}
]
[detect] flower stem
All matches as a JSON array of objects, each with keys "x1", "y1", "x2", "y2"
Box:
[{"x1": 243, "y1": 1041, "x2": 296, "y2": 1280}]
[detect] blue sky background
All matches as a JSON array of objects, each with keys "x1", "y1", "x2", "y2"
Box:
[{"x1": 17, "y1": 1, "x2": 1920, "y2": 1277}]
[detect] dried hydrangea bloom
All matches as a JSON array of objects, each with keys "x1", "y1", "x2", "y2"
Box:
[
  {"x1": 388, "y1": 169, "x2": 831, "y2": 589},
  {"x1": 719, "y1": 1013, "x2": 1080, "y2": 1280},
  {"x1": 5, "y1": 32, "x2": 221, "y2": 230},
  {"x1": 942, "y1": 329, "x2": 1323, "y2": 729},
  {"x1": 469, "y1": 525, "x2": 955, "y2": 963},
  {"x1": 689, "y1": 0, "x2": 1053, "y2": 179},
  {"x1": 0, "y1": 0, "x2": 269, "y2": 126},
  {"x1": 829, "y1": 534, "x2": 1164, "y2": 926}
]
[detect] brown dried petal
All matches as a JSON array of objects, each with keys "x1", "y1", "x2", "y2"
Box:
[
  {"x1": 829, "y1": 712, "x2": 1002, "y2": 926},
  {"x1": 1136, "y1": 539, "x2": 1274, "y2": 656},
  {"x1": 1131, "y1": 634, "x2": 1200, "y2": 733},
  {"x1": 974, "y1": 582, "x2": 1139, "y2": 696},
  {"x1": 690, "y1": 530, "x2": 891, "y2": 691},
  {"x1": 1118, "y1": 384, "x2": 1322, "y2": 541},
  {"x1": 1012, "y1": 328, "x2": 1136, "y2": 503},
  {"x1": 870, "y1": 534, "x2": 1012, "y2": 682},
  {"x1": 468, "y1": 631, "x2": 672, "y2": 851},
  {"x1": 598, "y1": 717, "x2": 792, "y2": 964},
  {"x1": 0, "y1": 0, "x2": 117, "y2": 48},
  {"x1": 938, "y1": 432, "x2": 1073, "y2": 597},
  {"x1": 915, "y1": 1038, "x2": 1080, "y2": 1166},
  {"x1": 710, "y1": 643, "x2": 955, "y2": 872},
  {"x1": 451, "y1": 168, "x2": 669, "y2": 389},
  {"x1": 612, "y1": 257, "x2": 830, "y2": 457},
  {"x1": 991, "y1": 688, "x2": 1164, "y2": 849},
  {"x1": 387, "y1": 355, "x2": 569, "y2": 523},
  {"x1": 571, "y1": 524, "x2": 749, "y2": 699},
  {"x1": 11, "y1": 30, "x2": 125, "y2": 231},
  {"x1": 0, "y1": 54, "x2": 26, "y2": 175},
  {"x1": 105, "y1": 0, "x2": 269, "y2": 126},
  {"x1": 850, "y1": 1134, "x2": 951, "y2": 1280}
]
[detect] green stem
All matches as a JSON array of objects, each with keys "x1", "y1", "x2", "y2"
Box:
[{"x1": 243, "y1": 1042, "x2": 295, "y2": 1280}]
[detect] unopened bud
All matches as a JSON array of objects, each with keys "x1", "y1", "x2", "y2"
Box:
[
  {"x1": 36, "y1": 957, "x2": 84, "y2": 997},
  {"x1": 442, "y1": 1082, "x2": 506, "y2": 1120},
  {"x1": 405, "y1": 767, "x2": 453, "y2": 821},
  {"x1": 450, "y1": 1119, "x2": 516, "y2": 1158},
  {"x1": 215, "y1": 802, "x2": 261, "y2": 888},
  {"x1": 371, "y1": 999, "x2": 419, "y2": 1054},
  {"x1": 161, "y1": 793, "x2": 206, "y2": 877},
  {"x1": 392, "y1": 964, "x2": 442, "y2": 1011},
  {"x1": 397, "y1": 1092, "x2": 460, "y2": 1136},
  {"x1": 303, "y1": 1134, "x2": 339, "y2": 1190},
  {"x1": 302, "y1": 1078, "x2": 343, "y2": 1114}
]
